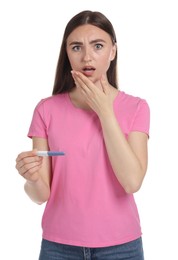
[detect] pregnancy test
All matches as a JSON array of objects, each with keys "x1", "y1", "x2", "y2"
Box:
[{"x1": 36, "y1": 151, "x2": 65, "y2": 156}]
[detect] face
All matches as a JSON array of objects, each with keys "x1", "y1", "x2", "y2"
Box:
[{"x1": 66, "y1": 24, "x2": 116, "y2": 84}]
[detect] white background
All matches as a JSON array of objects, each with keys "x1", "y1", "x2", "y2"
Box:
[{"x1": 0, "y1": 0, "x2": 178, "y2": 259}]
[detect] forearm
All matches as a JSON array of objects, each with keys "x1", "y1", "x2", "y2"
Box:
[
  {"x1": 99, "y1": 113, "x2": 144, "y2": 193},
  {"x1": 24, "y1": 177, "x2": 50, "y2": 205}
]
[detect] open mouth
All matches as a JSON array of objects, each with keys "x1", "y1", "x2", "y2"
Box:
[
  {"x1": 82, "y1": 66, "x2": 95, "y2": 76},
  {"x1": 82, "y1": 66, "x2": 95, "y2": 72}
]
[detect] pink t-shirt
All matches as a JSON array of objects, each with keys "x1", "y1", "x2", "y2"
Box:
[{"x1": 28, "y1": 91, "x2": 150, "y2": 247}]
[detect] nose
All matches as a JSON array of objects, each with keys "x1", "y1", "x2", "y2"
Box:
[{"x1": 82, "y1": 47, "x2": 92, "y2": 62}]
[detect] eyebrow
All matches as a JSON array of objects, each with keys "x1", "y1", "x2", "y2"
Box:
[{"x1": 69, "y1": 39, "x2": 106, "y2": 46}]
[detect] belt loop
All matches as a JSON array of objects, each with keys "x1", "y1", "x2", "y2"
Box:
[{"x1": 83, "y1": 247, "x2": 91, "y2": 260}]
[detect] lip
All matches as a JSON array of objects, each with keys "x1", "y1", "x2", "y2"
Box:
[{"x1": 82, "y1": 66, "x2": 96, "y2": 77}]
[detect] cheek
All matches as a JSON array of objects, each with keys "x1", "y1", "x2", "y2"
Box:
[
  {"x1": 68, "y1": 52, "x2": 85, "y2": 71},
  {"x1": 67, "y1": 54, "x2": 78, "y2": 69},
  {"x1": 99, "y1": 54, "x2": 112, "y2": 71}
]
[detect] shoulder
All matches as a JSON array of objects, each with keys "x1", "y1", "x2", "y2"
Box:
[
  {"x1": 34, "y1": 93, "x2": 67, "y2": 110},
  {"x1": 115, "y1": 90, "x2": 150, "y2": 122},
  {"x1": 119, "y1": 91, "x2": 148, "y2": 105},
  {"x1": 118, "y1": 91, "x2": 150, "y2": 113},
  {"x1": 116, "y1": 91, "x2": 150, "y2": 135},
  {"x1": 31, "y1": 94, "x2": 69, "y2": 125}
]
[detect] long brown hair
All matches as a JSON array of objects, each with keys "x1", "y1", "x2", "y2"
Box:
[{"x1": 52, "y1": 10, "x2": 118, "y2": 95}]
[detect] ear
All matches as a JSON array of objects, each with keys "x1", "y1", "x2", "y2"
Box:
[{"x1": 110, "y1": 43, "x2": 117, "y2": 61}]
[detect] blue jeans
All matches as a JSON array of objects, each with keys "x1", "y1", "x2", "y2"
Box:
[{"x1": 39, "y1": 237, "x2": 144, "y2": 260}]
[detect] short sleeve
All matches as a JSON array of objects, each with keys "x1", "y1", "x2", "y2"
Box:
[
  {"x1": 27, "y1": 99, "x2": 47, "y2": 139},
  {"x1": 130, "y1": 99, "x2": 150, "y2": 136}
]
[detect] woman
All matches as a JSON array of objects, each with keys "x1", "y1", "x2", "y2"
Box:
[{"x1": 16, "y1": 10, "x2": 150, "y2": 260}]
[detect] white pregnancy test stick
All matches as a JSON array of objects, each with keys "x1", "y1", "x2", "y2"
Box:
[{"x1": 36, "y1": 151, "x2": 65, "y2": 156}]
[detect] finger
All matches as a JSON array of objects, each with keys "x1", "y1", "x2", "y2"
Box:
[
  {"x1": 100, "y1": 74, "x2": 109, "y2": 94},
  {"x1": 16, "y1": 150, "x2": 37, "y2": 163},
  {"x1": 23, "y1": 170, "x2": 40, "y2": 182},
  {"x1": 16, "y1": 151, "x2": 41, "y2": 168},
  {"x1": 17, "y1": 159, "x2": 42, "y2": 176},
  {"x1": 71, "y1": 71, "x2": 93, "y2": 92},
  {"x1": 16, "y1": 151, "x2": 42, "y2": 175}
]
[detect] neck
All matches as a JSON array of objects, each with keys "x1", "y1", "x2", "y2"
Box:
[{"x1": 69, "y1": 87, "x2": 92, "y2": 110}]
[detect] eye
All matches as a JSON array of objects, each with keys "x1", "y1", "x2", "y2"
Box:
[
  {"x1": 72, "y1": 45, "x2": 81, "y2": 52},
  {"x1": 95, "y1": 43, "x2": 103, "y2": 50}
]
